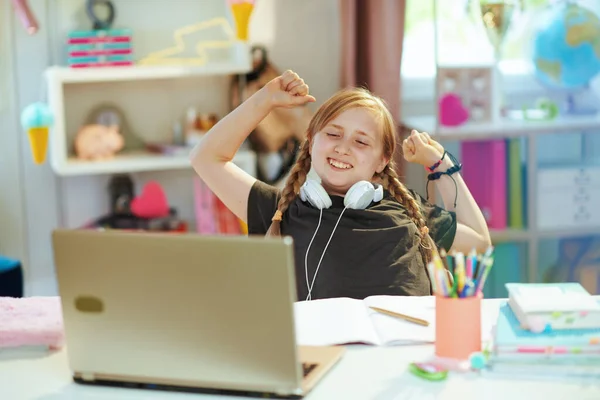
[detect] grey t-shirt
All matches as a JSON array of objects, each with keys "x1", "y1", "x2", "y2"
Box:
[{"x1": 247, "y1": 180, "x2": 457, "y2": 300}]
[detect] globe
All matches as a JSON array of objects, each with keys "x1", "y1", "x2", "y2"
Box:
[{"x1": 532, "y1": 2, "x2": 600, "y2": 89}]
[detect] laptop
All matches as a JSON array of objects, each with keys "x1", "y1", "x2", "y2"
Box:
[{"x1": 51, "y1": 229, "x2": 344, "y2": 398}]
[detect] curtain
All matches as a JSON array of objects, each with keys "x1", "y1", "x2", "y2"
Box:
[{"x1": 339, "y1": 0, "x2": 407, "y2": 171}]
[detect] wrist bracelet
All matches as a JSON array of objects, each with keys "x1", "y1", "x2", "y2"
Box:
[
  {"x1": 427, "y1": 163, "x2": 462, "y2": 181},
  {"x1": 426, "y1": 150, "x2": 447, "y2": 172},
  {"x1": 426, "y1": 151, "x2": 462, "y2": 209}
]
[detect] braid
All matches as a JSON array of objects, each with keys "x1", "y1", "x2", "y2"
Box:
[
  {"x1": 265, "y1": 140, "x2": 312, "y2": 236},
  {"x1": 379, "y1": 162, "x2": 434, "y2": 267}
]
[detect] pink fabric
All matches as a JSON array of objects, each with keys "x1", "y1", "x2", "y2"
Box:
[
  {"x1": 0, "y1": 296, "x2": 64, "y2": 349},
  {"x1": 339, "y1": 0, "x2": 406, "y2": 122}
]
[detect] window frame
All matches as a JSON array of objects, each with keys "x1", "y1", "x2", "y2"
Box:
[{"x1": 401, "y1": 0, "x2": 600, "y2": 101}]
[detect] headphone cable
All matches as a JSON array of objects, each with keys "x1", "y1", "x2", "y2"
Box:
[
  {"x1": 304, "y1": 208, "x2": 323, "y2": 301},
  {"x1": 306, "y1": 207, "x2": 348, "y2": 301}
]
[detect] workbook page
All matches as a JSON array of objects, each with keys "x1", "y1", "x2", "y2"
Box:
[
  {"x1": 293, "y1": 297, "x2": 381, "y2": 346},
  {"x1": 363, "y1": 295, "x2": 436, "y2": 345}
]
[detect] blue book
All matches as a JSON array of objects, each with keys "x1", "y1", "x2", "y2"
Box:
[
  {"x1": 68, "y1": 54, "x2": 132, "y2": 63},
  {"x1": 68, "y1": 43, "x2": 132, "y2": 51},
  {"x1": 68, "y1": 29, "x2": 133, "y2": 39},
  {"x1": 494, "y1": 302, "x2": 600, "y2": 351}
]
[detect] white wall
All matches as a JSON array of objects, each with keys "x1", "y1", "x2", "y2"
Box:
[
  {"x1": 3, "y1": 0, "x2": 341, "y2": 296},
  {"x1": 10, "y1": 0, "x2": 61, "y2": 296},
  {"x1": 0, "y1": 2, "x2": 27, "y2": 265}
]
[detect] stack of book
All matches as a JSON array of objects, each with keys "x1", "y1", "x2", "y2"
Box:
[
  {"x1": 485, "y1": 283, "x2": 600, "y2": 380},
  {"x1": 460, "y1": 137, "x2": 526, "y2": 231},
  {"x1": 67, "y1": 29, "x2": 134, "y2": 68}
]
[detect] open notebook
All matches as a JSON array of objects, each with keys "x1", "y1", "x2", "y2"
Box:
[
  {"x1": 294, "y1": 296, "x2": 435, "y2": 346},
  {"x1": 294, "y1": 295, "x2": 498, "y2": 347}
]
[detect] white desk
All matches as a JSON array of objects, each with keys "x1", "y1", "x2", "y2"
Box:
[{"x1": 2, "y1": 300, "x2": 600, "y2": 400}]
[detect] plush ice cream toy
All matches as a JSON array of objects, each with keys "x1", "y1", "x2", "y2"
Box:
[{"x1": 20, "y1": 102, "x2": 54, "y2": 165}]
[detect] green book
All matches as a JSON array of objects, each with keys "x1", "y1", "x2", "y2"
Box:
[{"x1": 507, "y1": 138, "x2": 524, "y2": 229}]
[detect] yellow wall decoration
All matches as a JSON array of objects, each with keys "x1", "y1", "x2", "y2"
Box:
[
  {"x1": 138, "y1": 17, "x2": 236, "y2": 66},
  {"x1": 138, "y1": 1, "x2": 255, "y2": 67}
]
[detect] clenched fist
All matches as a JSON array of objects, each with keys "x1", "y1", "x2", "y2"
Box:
[
  {"x1": 402, "y1": 130, "x2": 445, "y2": 168},
  {"x1": 261, "y1": 70, "x2": 316, "y2": 109}
]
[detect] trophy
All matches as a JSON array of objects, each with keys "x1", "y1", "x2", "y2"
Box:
[
  {"x1": 478, "y1": 1, "x2": 522, "y2": 60},
  {"x1": 466, "y1": 0, "x2": 523, "y2": 121}
]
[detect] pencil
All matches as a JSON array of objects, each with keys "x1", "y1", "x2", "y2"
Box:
[
  {"x1": 475, "y1": 256, "x2": 494, "y2": 295},
  {"x1": 439, "y1": 248, "x2": 449, "y2": 271},
  {"x1": 427, "y1": 261, "x2": 438, "y2": 294},
  {"x1": 473, "y1": 254, "x2": 481, "y2": 281},
  {"x1": 369, "y1": 306, "x2": 430, "y2": 327}
]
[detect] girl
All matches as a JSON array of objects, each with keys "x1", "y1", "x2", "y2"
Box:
[{"x1": 191, "y1": 70, "x2": 491, "y2": 301}]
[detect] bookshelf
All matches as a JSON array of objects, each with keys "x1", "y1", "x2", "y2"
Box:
[
  {"x1": 44, "y1": 48, "x2": 256, "y2": 231},
  {"x1": 402, "y1": 114, "x2": 600, "y2": 287},
  {"x1": 46, "y1": 57, "x2": 253, "y2": 177},
  {"x1": 423, "y1": 0, "x2": 600, "y2": 296}
]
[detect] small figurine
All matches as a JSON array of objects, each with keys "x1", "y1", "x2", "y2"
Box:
[
  {"x1": 185, "y1": 111, "x2": 219, "y2": 147},
  {"x1": 85, "y1": 104, "x2": 145, "y2": 151},
  {"x1": 197, "y1": 113, "x2": 219, "y2": 132},
  {"x1": 74, "y1": 124, "x2": 124, "y2": 160}
]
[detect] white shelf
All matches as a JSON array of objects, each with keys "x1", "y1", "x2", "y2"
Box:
[
  {"x1": 50, "y1": 150, "x2": 256, "y2": 177},
  {"x1": 403, "y1": 115, "x2": 600, "y2": 140},
  {"x1": 538, "y1": 226, "x2": 600, "y2": 240},
  {"x1": 45, "y1": 42, "x2": 252, "y2": 84},
  {"x1": 46, "y1": 46, "x2": 253, "y2": 177},
  {"x1": 489, "y1": 227, "x2": 600, "y2": 243},
  {"x1": 490, "y1": 229, "x2": 530, "y2": 242},
  {"x1": 45, "y1": 62, "x2": 252, "y2": 84}
]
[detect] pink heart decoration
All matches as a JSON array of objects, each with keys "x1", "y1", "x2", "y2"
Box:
[
  {"x1": 130, "y1": 181, "x2": 170, "y2": 219},
  {"x1": 439, "y1": 93, "x2": 469, "y2": 127}
]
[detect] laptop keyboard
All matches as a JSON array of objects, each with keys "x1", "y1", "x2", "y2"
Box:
[{"x1": 302, "y1": 362, "x2": 318, "y2": 377}]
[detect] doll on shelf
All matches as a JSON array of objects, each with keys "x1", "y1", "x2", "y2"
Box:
[{"x1": 230, "y1": 46, "x2": 313, "y2": 188}]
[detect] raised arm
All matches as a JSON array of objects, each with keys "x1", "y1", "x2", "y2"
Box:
[
  {"x1": 428, "y1": 156, "x2": 491, "y2": 254},
  {"x1": 403, "y1": 130, "x2": 492, "y2": 253},
  {"x1": 190, "y1": 70, "x2": 315, "y2": 222}
]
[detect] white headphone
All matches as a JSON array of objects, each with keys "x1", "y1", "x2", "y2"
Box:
[
  {"x1": 300, "y1": 180, "x2": 384, "y2": 210},
  {"x1": 300, "y1": 178, "x2": 384, "y2": 300}
]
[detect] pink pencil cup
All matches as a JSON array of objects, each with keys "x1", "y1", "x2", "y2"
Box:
[{"x1": 435, "y1": 294, "x2": 482, "y2": 360}]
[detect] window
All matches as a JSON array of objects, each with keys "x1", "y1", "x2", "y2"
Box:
[{"x1": 401, "y1": 0, "x2": 599, "y2": 82}]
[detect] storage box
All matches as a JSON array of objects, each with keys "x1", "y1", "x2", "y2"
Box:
[{"x1": 536, "y1": 166, "x2": 600, "y2": 230}]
